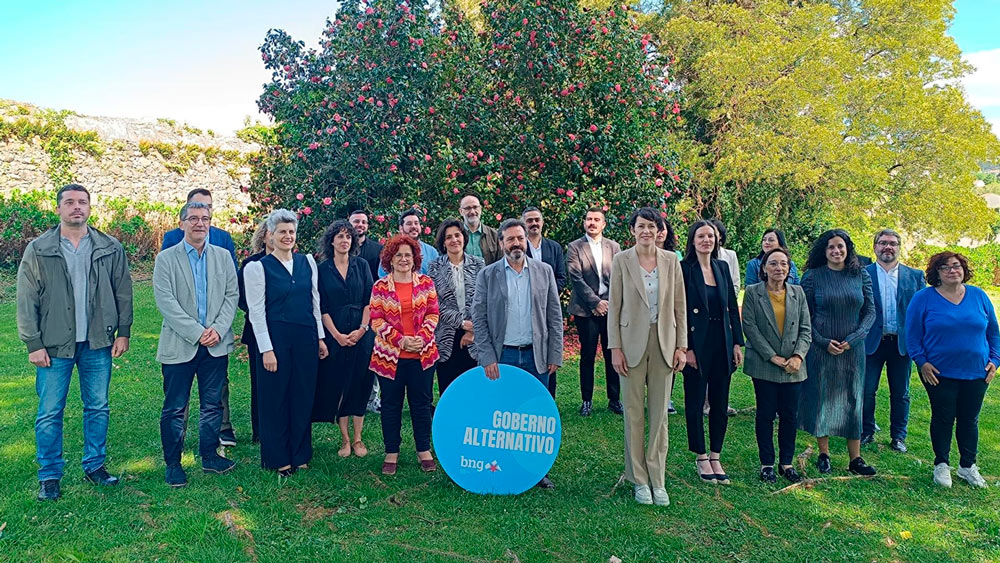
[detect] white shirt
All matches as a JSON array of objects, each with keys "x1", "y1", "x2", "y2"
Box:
[
  {"x1": 876, "y1": 262, "x2": 900, "y2": 335},
  {"x1": 528, "y1": 237, "x2": 543, "y2": 259},
  {"x1": 586, "y1": 234, "x2": 606, "y2": 295},
  {"x1": 244, "y1": 253, "x2": 324, "y2": 353},
  {"x1": 642, "y1": 266, "x2": 659, "y2": 324},
  {"x1": 720, "y1": 247, "x2": 741, "y2": 294},
  {"x1": 451, "y1": 261, "x2": 466, "y2": 312}
]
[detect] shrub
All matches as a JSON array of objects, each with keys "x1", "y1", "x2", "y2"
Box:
[{"x1": 0, "y1": 190, "x2": 58, "y2": 265}]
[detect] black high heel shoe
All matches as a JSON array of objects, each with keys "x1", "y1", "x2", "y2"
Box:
[
  {"x1": 695, "y1": 457, "x2": 716, "y2": 483},
  {"x1": 709, "y1": 456, "x2": 730, "y2": 485}
]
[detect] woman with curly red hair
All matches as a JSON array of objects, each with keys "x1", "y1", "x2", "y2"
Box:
[
  {"x1": 906, "y1": 251, "x2": 999, "y2": 488},
  {"x1": 369, "y1": 234, "x2": 440, "y2": 475}
]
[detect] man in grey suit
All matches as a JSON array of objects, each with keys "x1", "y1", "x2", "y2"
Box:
[
  {"x1": 153, "y1": 201, "x2": 239, "y2": 487},
  {"x1": 472, "y1": 218, "x2": 563, "y2": 489},
  {"x1": 567, "y1": 207, "x2": 622, "y2": 416},
  {"x1": 862, "y1": 229, "x2": 926, "y2": 452}
]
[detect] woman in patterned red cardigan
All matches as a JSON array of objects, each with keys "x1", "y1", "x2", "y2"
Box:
[{"x1": 369, "y1": 234, "x2": 440, "y2": 476}]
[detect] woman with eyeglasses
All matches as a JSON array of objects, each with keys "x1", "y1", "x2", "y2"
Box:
[{"x1": 906, "y1": 252, "x2": 999, "y2": 488}]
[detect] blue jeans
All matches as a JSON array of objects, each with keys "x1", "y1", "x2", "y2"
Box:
[
  {"x1": 863, "y1": 338, "x2": 912, "y2": 440},
  {"x1": 35, "y1": 342, "x2": 112, "y2": 481},
  {"x1": 499, "y1": 346, "x2": 550, "y2": 388}
]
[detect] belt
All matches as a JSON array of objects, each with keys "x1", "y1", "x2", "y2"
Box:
[
  {"x1": 882, "y1": 334, "x2": 898, "y2": 340},
  {"x1": 503, "y1": 344, "x2": 533, "y2": 351}
]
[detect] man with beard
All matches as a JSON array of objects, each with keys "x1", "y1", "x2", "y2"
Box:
[
  {"x1": 862, "y1": 229, "x2": 925, "y2": 452},
  {"x1": 350, "y1": 209, "x2": 383, "y2": 281},
  {"x1": 378, "y1": 208, "x2": 438, "y2": 277},
  {"x1": 472, "y1": 219, "x2": 563, "y2": 489},
  {"x1": 522, "y1": 206, "x2": 567, "y2": 399},
  {"x1": 567, "y1": 207, "x2": 623, "y2": 416},
  {"x1": 17, "y1": 183, "x2": 133, "y2": 500},
  {"x1": 458, "y1": 193, "x2": 501, "y2": 264}
]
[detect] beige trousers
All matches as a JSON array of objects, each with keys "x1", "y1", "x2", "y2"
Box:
[{"x1": 622, "y1": 324, "x2": 672, "y2": 489}]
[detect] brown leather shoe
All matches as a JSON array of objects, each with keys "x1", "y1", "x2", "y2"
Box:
[
  {"x1": 381, "y1": 461, "x2": 397, "y2": 475},
  {"x1": 419, "y1": 458, "x2": 437, "y2": 472}
]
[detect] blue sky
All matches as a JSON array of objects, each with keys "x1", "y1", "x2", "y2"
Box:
[{"x1": 0, "y1": 0, "x2": 997, "y2": 135}]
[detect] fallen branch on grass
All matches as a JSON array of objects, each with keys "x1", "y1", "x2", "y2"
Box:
[{"x1": 771, "y1": 474, "x2": 911, "y2": 495}]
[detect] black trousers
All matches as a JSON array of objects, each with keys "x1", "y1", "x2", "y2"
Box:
[
  {"x1": 257, "y1": 322, "x2": 318, "y2": 469},
  {"x1": 160, "y1": 346, "x2": 227, "y2": 465},
  {"x1": 436, "y1": 328, "x2": 476, "y2": 397},
  {"x1": 923, "y1": 377, "x2": 988, "y2": 468},
  {"x1": 246, "y1": 337, "x2": 261, "y2": 442},
  {"x1": 547, "y1": 371, "x2": 558, "y2": 399},
  {"x1": 862, "y1": 336, "x2": 912, "y2": 440},
  {"x1": 752, "y1": 378, "x2": 802, "y2": 466},
  {"x1": 576, "y1": 315, "x2": 619, "y2": 402},
  {"x1": 380, "y1": 359, "x2": 434, "y2": 454},
  {"x1": 683, "y1": 331, "x2": 731, "y2": 455}
]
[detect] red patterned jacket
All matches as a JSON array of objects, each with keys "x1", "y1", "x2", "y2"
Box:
[{"x1": 369, "y1": 273, "x2": 440, "y2": 378}]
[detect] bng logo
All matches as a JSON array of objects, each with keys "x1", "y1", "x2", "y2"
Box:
[{"x1": 460, "y1": 456, "x2": 502, "y2": 472}]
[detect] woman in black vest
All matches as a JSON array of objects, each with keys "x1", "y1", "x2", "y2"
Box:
[
  {"x1": 244, "y1": 209, "x2": 329, "y2": 476},
  {"x1": 680, "y1": 220, "x2": 744, "y2": 485}
]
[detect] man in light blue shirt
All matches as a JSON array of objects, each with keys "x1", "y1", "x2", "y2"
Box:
[
  {"x1": 378, "y1": 208, "x2": 438, "y2": 277},
  {"x1": 862, "y1": 229, "x2": 926, "y2": 452},
  {"x1": 503, "y1": 253, "x2": 533, "y2": 347},
  {"x1": 183, "y1": 239, "x2": 208, "y2": 326}
]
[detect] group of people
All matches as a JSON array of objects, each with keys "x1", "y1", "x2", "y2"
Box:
[{"x1": 16, "y1": 184, "x2": 997, "y2": 506}]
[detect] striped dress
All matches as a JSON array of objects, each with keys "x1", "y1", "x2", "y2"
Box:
[{"x1": 798, "y1": 265, "x2": 876, "y2": 439}]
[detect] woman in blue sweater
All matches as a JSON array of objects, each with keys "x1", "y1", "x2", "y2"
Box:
[{"x1": 906, "y1": 252, "x2": 999, "y2": 489}]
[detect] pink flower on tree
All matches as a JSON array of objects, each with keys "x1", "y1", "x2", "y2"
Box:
[
  {"x1": 296, "y1": 193, "x2": 305, "y2": 200},
  {"x1": 301, "y1": 206, "x2": 313, "y2": 215},
  {"x1": 589, "y1": 124, "x2": 598, "y2": 133},
  {"x1": 322, "y1": 197, "x2": 332, "y2": 205}
]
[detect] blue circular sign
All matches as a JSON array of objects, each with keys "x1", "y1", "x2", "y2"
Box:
[{"x1": 432, "y1": 365, "x2": 562, "y2": 495}]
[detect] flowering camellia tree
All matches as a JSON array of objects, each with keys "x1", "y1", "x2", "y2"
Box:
[{"x1": 254, "y1": 0, "x2": 686, "y2": 249}]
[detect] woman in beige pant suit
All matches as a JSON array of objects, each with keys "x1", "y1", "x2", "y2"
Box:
[{"x1": 609, "y1": 208, "x2": 688, "y2": 506}]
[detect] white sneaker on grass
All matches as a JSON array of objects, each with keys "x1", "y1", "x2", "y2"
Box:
[
  {"x1": 634, "y1": 484, "x2": 653, "y2": 505},
  {"x1": 933, "y1": 463, "x2": 952, "y2": 488},
  {"x1": 651, "y1": 487, "x2": 670, "y2": 507},
  {"x1": 956, "y1": 464, "x2": 987, "y2": 488}
]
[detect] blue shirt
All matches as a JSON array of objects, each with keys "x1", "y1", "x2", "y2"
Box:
[
  {"x1": 377, "y1": 240, "x2": 439, "y2": 278},
  {"x1": 906, "y1": 285, "x2": 1000, "y2": 380},
  {"x1": 183, "y1": 240, "x2": 209, "y2": 326},
  {"x1": 163, "y1": 226, "x2": 238, "y2": 270},
  {"x1": 502, "y1": 256, "x2": 533, "y2": 346},
  {"x1": 745, "y1": 256, "x2": 800, "y2": 286},
  {"x1": 875, "y1": 263, "x2": 899, "y2": 334}
]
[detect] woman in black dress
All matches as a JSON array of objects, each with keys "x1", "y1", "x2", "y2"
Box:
[{"x1": 313, "y1": 220, "x2": 376, "y2": 458}]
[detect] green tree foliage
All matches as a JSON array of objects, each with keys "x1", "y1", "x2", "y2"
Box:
[
  {"x1": 254, "y1": 0, "x2": 685, "y2": 249},
  {"x1": 636, "y1": 0, "x2": 1000, "y2": 258}
]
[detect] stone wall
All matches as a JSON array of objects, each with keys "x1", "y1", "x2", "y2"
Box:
[{"x1": 0, "y1": 100, "x2": 257, "y2": 212}]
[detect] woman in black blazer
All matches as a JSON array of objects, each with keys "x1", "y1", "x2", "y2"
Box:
[{"x1": 680, "y1": 220, "x2": 744, "y2": 484}]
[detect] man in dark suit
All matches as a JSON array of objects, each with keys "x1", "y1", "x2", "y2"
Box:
[
  {"x1": 567, "y1": 207, "x2": 622, "y2": 416},
  {"x1": 350, "y1": 209, "x2": 383, "y2": 282},
  {"x1": 862, "y1": 229, "x2": 926, "y2": 452},
  {"x1": 161, "y1": 188, "x2": 238, "y2": 447},
  {"x1": 522, "y1": 207, "x2": 566, "y2": 399}
]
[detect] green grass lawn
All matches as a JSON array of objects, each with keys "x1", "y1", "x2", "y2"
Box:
[{"x1": 1, "y1": 281, "x2": 998, "y2": 562}]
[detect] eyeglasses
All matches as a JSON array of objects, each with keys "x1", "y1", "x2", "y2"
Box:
[
  {"x1": 185, "y1": 216, "x2": 211, "y2": 224},
  {"x1": 937, "y1": 264, "x2": 963, "y2": 272},
  {"x1": 876, "y1": 241, "x2": 899, "y2": 247},
  {"x1": 460, "y1": 205, "x2": 481, "y2": 212}
]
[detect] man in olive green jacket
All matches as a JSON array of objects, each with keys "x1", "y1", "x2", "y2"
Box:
[{"x1": 16, "y1": 184, "x2": 133, "y2": 500}]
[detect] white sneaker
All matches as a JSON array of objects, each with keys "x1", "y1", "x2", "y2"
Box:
[
  {"x1": 933, "y1": 463, "x2": 952, "y2": 488},
  {"x1": 956, "y1": 464, "x2": 987, "y2": 488},
  {"x1": 651, "y1": 487, "x2": 670, "y2": 506},
  {"x1": 634, "y1": 484, "x2": 653, "y2": 505}
]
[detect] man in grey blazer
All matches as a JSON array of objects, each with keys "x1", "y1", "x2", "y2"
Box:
[
  {"x1": 862, "y1": 229, "x2": 926, "y2": 452},
  {"x1": 472, "y1": 218, "x2": 563, "y2": 489},
  {"x1": 153, "y1": 202, "x2": 239, "y2": 487},
  {"x1": 567, "y1": 207, "x2": 622, "y2": 416}
]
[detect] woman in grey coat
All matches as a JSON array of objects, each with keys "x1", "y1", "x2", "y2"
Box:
[
  {"x1": 743, "y1": 247, "x2": 811, "y2": 484},
  {"x1": 427, "y1": 219, "x2": 485, "y2": 397},
  {"x1": 799, "y1": 229, "x2": 876, "y2": 476}
]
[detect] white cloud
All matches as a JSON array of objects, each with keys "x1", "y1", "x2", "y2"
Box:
[{"x1": 962, "y1": 48, "x2": 1000, "y2": 137}]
